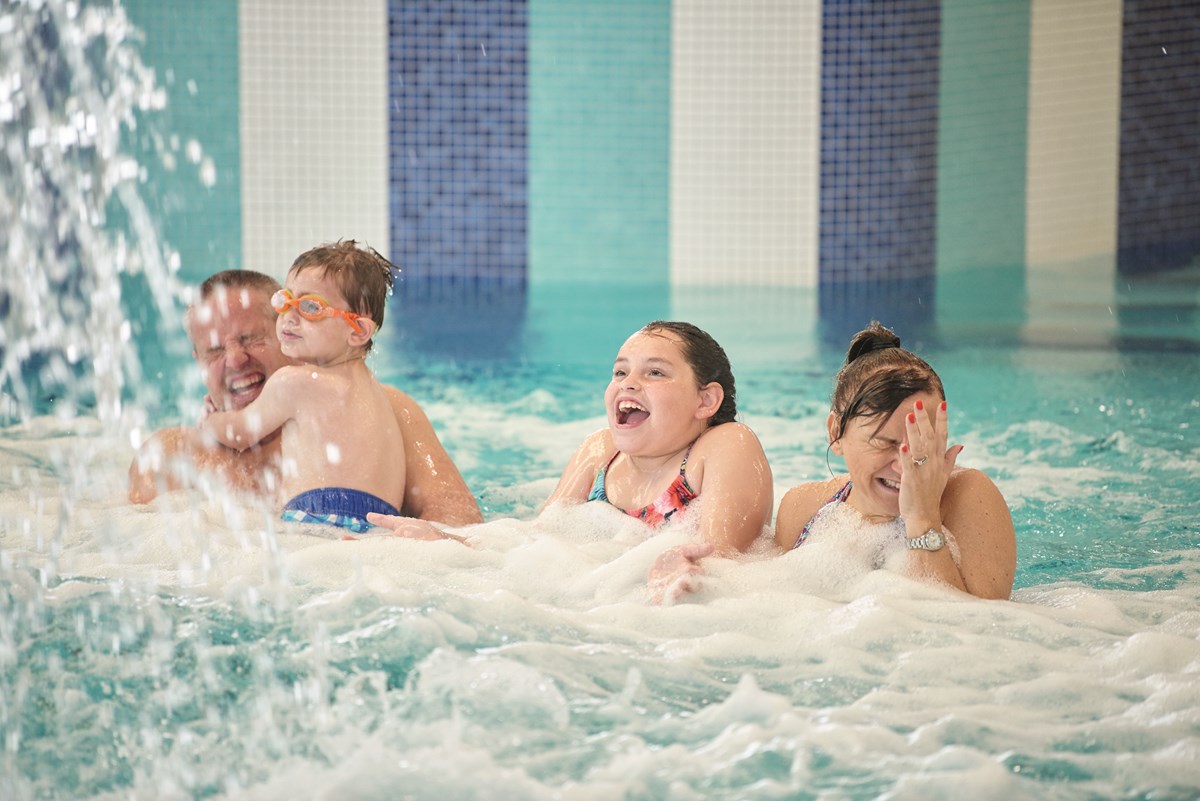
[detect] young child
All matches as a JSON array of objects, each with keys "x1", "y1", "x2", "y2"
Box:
[{"x1": 201, "y1": 240, "x2": 406, "y2": 533}]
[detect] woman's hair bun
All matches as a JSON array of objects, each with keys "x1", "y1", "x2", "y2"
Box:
[{"x1": 845, "y1": 320, "x2": 901, "y2": 365}]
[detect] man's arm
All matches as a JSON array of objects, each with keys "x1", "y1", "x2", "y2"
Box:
[
  {"x1": 128, "y1": 427, "x2": 190, "y2": 503},
  {"x1": 386, "y1": 387, "x2": 483, "y2": 525}
]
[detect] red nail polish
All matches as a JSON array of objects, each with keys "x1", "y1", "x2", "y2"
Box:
[
  {"x1": 940, "y1": 401, "x2": 947, "y2": 411},
  {"x1": 915, "y1": 400, "x2": 924, "y2": 411},
  {"x1": 907, "y1": 412, "x2": 916, "y2": 424}
]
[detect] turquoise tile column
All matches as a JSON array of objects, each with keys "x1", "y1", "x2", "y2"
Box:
[
  {"x1": 936, "y1": 0, "x2": 1030, "y2": 332},
  {"x1": 121, "y1": 0, "x2": 242, "y2": 285},
  {"x1": 528, "y1": 0, "x2": 671, "y2": 289}
]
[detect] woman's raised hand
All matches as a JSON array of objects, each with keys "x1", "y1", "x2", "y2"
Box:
[{"x1": 898, "y1": 399, "x2": 962, "y2": 528}]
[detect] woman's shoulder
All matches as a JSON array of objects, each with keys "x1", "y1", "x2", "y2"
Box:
[
  {"x1": 943, "y1": 466, "x2": 1011, "y2": 518},
  {"x1": 779, "y1": 477, "x2": 847, "y2": 513},
  {"x1": 775, "y1": 476, "x2": 847, "y2": 548}
]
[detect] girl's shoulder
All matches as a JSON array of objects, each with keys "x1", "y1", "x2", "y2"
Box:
[
  {"x1": 571, "y1": 427, "x2": 617, "y2": 473},
  {"x1": 692, "y1": 420, "x2": 765, "y2": 456}
]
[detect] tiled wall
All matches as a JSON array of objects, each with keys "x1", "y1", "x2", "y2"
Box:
[
  {"x1": 528, "y1": 0, "x2": 671, "y2": 287},
  {"x1": 128, "y1": 1, "x2": 1200, "y2": 305},
  {"x1": 670, "y1": 0, "x2": 820, "y2": 287},
  {"x1": 389, "y1": 0, "x2": 527, "y2": 285},
  {"x1": 239, "y1": 0, "x2": 389, "y2": 279},
  {"x1": 122, "y1": 0, "x2": 242, "y2": 282},
  {"x1": 818, "y1": 0, "x2": 940, "y2": 335},
  {"x1": 1118, "y1": 0, "x2": 1200, "y2": 276},
  {"x1": 1025, "y1": 0, "x2": 1122, "y2": 273}
]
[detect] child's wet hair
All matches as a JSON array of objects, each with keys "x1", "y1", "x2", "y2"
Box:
[
  {"x1": 287, "y1": 240, "x2": 397, "y2": 351},
  {"x1": 829, "y1": 320, "x2": 944, "y2": 441},
  {"x1": 640, "y1": 320, "x2": 738, "y2": 426}
]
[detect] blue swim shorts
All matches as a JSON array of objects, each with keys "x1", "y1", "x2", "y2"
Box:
[{"x1": 281, "y1": 487, "x2": 401, "y2": 534}]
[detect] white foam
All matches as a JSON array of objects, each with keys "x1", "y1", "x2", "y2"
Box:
[{"x1": 4, "y1": 415, "x2": 1200, "y2": 799}]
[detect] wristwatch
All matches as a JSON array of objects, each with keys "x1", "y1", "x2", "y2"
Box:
[{"x1": 907, "y1": 528, "x2": 945, "y2": 551}]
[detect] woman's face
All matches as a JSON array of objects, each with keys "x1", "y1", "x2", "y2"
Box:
[
  {"x1": 604, "y1": 330, "x2": 719, "y2": 459},
  {"x1": 830, "y1": 389, "x2": 942, "y2": 521}
]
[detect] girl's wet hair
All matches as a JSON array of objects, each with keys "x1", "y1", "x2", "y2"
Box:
[
  {"x1": 830, "y1": 321, "x2": 944, "y2": 441},
  {"x1": 641, "y1": 320, "x2": 737, "y2": 426}
]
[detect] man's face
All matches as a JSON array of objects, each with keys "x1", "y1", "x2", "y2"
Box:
[{"x1": 187, "y1": 286, "x2": 294, "y2": 411}]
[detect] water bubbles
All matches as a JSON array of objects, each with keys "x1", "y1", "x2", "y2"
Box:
[{"x1": 198, "y1": 156, "x2": 216, "y2": 187}]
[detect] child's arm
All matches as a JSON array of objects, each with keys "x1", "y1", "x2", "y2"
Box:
[
  {"x1": 540, "y1": 428, "x2": 612, "y2": 511},
  {"x1": 200, "y1": 366, "x2": 301, "y2": 451},
  {"x1": 691, "y1": 422, "x2": 774, "y2": 555}
]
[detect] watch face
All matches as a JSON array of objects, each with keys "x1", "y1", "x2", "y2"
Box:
[{"x1": 924, "y1": 529, "x2": 945, "y2": 550}]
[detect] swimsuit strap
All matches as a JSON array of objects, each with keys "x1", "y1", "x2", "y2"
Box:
[
  {"x1": 587, "y1": 439, "x2": 700, "y2": 523},
  {"x1": 677, "y1": 438, "x2": 696, "y2": 478},
  {"x1": 792, "y1": 480, "x2": 852, "y2": 549},
  {"x1": 586, "y1": 451, "x2": 622, "y2": 503}
]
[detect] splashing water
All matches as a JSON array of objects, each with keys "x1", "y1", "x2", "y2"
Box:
[
  {"x1": 0, "y1": 0, "x2": 185, "y2": 426},
  {"x1": 3, "y1": 3, "x2": 1200, "y2": 801}
]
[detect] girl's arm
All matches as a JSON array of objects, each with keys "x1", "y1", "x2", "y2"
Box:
[
  {"x1": 692, "y1": 422, "x2": 774, "y2": 554},
  {"x1": 540, "y1": 428, "x2": 612, "y2": 511}
]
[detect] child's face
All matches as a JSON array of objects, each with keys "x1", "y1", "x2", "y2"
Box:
[
  {"x1": 604, "y1": 330, "x2": 710, "y2": 458},
  {"x1": 276, "y1": 269, "x2": 360, "y2": 364}
]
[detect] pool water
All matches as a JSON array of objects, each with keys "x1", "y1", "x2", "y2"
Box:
[
  {"x1": 3, "y1": 284, "x2": 1198, "y2": 800},
  {"x1": 4, "y1": 4, "x2": 1199, "y2": 795}
]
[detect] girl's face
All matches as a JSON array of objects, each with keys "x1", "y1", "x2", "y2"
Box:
[
  {"x1": 604, "y1": 330, "x2": 719, "y2": 458},
  {"x1": 275, "y1": 269, "x2": 361, "y2": 364},
  {"x1": 831, "y1": 389, "x2": 942, "y2": 521}
]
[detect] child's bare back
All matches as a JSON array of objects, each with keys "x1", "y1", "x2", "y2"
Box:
[
  {"x1": 270, "y1": 360, "x2": 405, "y2": 510},
  {"x1": 201, "y1": 240, "x2": 407, "y2": 533}
]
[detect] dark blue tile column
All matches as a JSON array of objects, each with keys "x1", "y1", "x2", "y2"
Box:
[
  {"x1": 1118, "y1": 1, "x2": 1200, "y2": 276},
  {"x1": 388, "y1": 1, "x2": 528, "y2": 287},
  {"x1": 819, "y1": 1, "x2": 941, "y2": 344}
]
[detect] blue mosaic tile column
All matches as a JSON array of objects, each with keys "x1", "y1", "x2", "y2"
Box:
[
  {"x1": 819, "y1": 1, "x2": 941, "y2": 343},
  {"x1": 388, "y1": 1, "x2": 528, "y2": 287},
  {"x1": 1118, "y1": 0, "x2": 1200, "y2": 276}
]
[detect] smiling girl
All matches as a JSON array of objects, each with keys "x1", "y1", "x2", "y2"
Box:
[{"x1": 369, "y1": 321, "x2": 775, "y2": 603}]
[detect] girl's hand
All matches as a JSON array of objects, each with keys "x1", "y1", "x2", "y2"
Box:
[
  {"x1": 898, "y1": 399, "x2": 962, "y2": 529},
  {"x1": 647, "y1": 542, "x2": 714, "y2": 605}
]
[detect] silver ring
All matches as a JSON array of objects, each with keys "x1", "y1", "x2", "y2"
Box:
[{"x1": 912, "y1": 455, "x2": 929, "y2": 466}]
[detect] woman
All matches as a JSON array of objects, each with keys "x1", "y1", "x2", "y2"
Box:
[
  {"x1": 774, "y1": 322, "x2": 1016, "y2": 599},
  {"x1": 369, "y1": 321, "x2": 775, "y2": 602}
]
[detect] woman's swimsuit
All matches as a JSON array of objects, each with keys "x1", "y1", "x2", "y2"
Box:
[
  {"x1": 791, "y1": 479, "x2": 960, "y2": 568},
  {"x1": 586, "y1": 444, "x2": 698, "y2": 528},
  {"x1": 282, "y1": 487, "x2": 401, "y2": 534},
  {"x1": 791, "y1": 480, "x2": 854, "y2": 549}
]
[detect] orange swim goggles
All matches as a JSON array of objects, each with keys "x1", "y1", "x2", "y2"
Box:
[{"x1": 271, "y1": 289, "x2": 367, "y2": 335}]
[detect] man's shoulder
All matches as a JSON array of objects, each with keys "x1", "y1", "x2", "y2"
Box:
[{"x1": 136, "y1": 424, "x2": 192, "y2": 455}]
